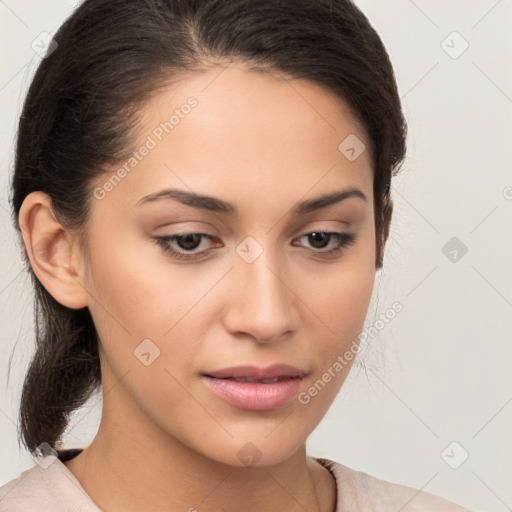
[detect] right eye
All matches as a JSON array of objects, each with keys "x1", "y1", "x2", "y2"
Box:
[{"x1": 152, "y1": 233, "x2": 220, "y2": 260}]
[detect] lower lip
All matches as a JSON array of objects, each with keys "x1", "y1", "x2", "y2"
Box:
[{"x1": 201, "y1": 376, "x2": 303, "y2": 411}]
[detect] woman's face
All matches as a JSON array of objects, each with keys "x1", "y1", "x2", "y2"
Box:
[{"x1": 79, "y1": 64, "x2": 376, "y2": 467}]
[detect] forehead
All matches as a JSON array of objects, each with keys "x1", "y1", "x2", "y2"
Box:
[{"x1": 94, "y1": 63, "x2": 373, "y2": 213}]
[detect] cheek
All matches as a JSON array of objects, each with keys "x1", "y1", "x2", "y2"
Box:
[
  {"x1": 85, "y1": 229, "x2": 199, "y2": 336},
  {"x1": 302, "y1": 240, "x2": 376, "y2": 390},
  {"x1": 83, "y1": 237, "x2": 210, "y2": 423},
  {"x1": 312, "y1": 237, "x2": 375, "y2": 332},
  {"x1": 290, "y1": 262, "x2": 375, "y2": 443},
  {"x1": 84, "y1": 229, "x2": 233, "y2": 383}
]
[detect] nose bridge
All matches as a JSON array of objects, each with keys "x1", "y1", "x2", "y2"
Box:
[{"x1": 227, "y1": 235, "x2": 296, "y2": 342}]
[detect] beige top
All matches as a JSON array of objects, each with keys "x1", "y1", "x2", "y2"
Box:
[{"x1": 0, "y1": 449, "x2": 472, "y2": 511}]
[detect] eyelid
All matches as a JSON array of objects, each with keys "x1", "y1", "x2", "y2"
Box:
[{"x1": 152, "y1": 227, "x2": 356, "y2": 261}]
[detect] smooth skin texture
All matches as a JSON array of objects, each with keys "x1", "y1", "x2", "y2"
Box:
[{"x1": 18, "y1": 62, "x2": 383, "y2": 512}]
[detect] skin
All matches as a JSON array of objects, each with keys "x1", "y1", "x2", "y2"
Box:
[{"x1": 19, "y1": 62, "x2": 388, "y2": 512}]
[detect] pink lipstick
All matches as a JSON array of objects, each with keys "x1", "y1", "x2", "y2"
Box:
[{"x1": 201, "y1": 364, "x2": 306, "y2": 411}]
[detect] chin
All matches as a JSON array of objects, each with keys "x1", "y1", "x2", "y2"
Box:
[{"x1": 196, "y1": 430, "x2": 307, "y2": 469}]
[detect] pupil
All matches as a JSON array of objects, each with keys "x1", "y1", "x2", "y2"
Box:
[
  {"x1": 309, "y1": 232, "x2": 328, "y2": 249},
  {"x1": 179, "y1": 234, "x2": 201, "y2": 250}
]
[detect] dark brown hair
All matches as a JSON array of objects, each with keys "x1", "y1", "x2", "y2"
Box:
[{"x1": 9, "y1": 0, "x2": 407, "y2": 453}]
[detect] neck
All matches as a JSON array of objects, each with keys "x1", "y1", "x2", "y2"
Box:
[{"x1": 64, "y1": 418, "x2": 336, "y2": 512}]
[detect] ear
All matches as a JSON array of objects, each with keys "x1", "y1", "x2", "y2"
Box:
[{"x1": 18, "y1": 191, "x2": 89, "y2": 309}]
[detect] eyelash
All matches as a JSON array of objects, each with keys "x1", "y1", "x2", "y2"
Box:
[{"x1": 152, "y1": 231, "x2": 356, "y2": 261}]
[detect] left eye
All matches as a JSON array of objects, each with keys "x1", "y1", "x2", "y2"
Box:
[
  {"x1": 152, "y1": 231, "x2": 356, "y2": 260},
  {"x1": 292, "y1": 231, "x2": 357, "y2": 258}
]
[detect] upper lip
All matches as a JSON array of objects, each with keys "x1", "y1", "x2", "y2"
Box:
[{"x1": 204, "y1": 364, "x2": 306, "y2": 380}]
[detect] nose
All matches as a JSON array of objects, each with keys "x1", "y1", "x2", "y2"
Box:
[{"x1": 223, "y1": 243, "x2": 299, "y2": 344}]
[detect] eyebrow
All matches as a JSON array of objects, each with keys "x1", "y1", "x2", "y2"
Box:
[{"x1": 135, "y1": 187, "x2": 367, "y2": 216}]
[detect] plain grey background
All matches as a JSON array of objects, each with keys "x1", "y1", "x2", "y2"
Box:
[{"x1": 1, "y1": 1, "x2": 511, "y2": 511}]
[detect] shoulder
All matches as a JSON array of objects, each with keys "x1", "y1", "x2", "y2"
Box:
[
  {"x1": 315, "y1": 457, "x2": 473, "y2": 512},
  {"x1": 0, "y1": 453, "x2": 99, "y2": 511}
]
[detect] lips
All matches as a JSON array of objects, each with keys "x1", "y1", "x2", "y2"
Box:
[
  {"x1": 223, "y1": 376, "x2": 290, "y2": 384},
  {"x1": 201, "y1": 364, "x2": 306, "y2": 411},
  {"x1": 203, "y1": 364, "x2": 306, "y2": 381}
]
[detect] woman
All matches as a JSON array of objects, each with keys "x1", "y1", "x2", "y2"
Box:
[{"x1": 0, "y1": 0, "x2": 472, "y2": 510}]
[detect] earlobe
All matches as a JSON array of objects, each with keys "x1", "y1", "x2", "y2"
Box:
[{"x1": 18, "y1": 191, "x2": 88, "y2": 309}]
